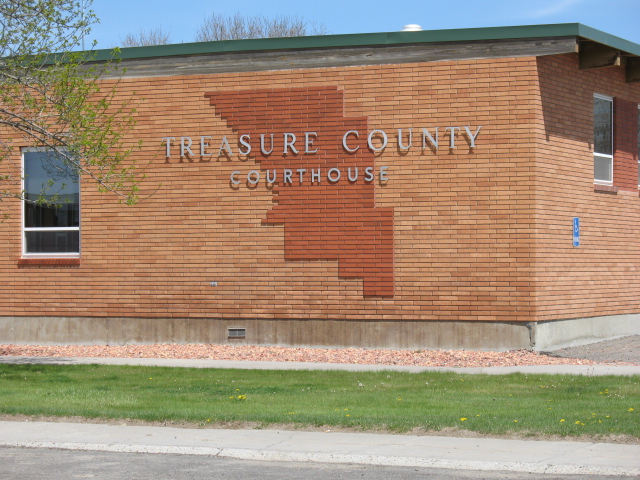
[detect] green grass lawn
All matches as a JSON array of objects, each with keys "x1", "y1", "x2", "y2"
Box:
[{"x1": 0, "y1": 364, "x2": 637, "y2": 439}]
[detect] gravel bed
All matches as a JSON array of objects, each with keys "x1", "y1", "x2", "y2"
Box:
[{"x1": 1, "y1": 344, "x2": 636, "y2": 367}]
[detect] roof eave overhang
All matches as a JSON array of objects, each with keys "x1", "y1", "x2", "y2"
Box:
[{"x1": 81, "y1": 23, "x2": 639, "y2": 82}]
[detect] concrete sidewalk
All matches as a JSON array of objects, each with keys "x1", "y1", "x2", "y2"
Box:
[
  {"x1": 0, "y1": 420, "x2": 638, "y2": 476},
  {"x1": 2, "y1": 355, "x2": 640, "y2": 375}
]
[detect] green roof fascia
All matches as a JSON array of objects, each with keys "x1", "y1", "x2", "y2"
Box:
[
  {"x1": 573, "y1": 23, "x2": 640, "y2": 56},
  {"x1": 85, "y1": 23, "x2": 640, "y2": 63}
]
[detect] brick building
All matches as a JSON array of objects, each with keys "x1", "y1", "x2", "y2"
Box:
[{"x1": 1, "y1": 23, "x2": 639, "y2": 350}]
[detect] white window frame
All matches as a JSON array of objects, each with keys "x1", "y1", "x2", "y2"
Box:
[
  {"x1": 22, "y1": 147, "x2": 81, "y2": 258},
  {"x1": 594, "y1": 93, "x2": 613, "y2": 186}
]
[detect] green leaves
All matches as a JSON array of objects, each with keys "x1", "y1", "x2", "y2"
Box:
[
  {"x1": 0, "y1": 0, "x2": 95, "y2": 58},
  {"x1": 1, "y1": 1, "x2": 144, "y2": 208}
]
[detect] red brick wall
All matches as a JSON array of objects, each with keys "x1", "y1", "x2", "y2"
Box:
[
  {"x1": 6, "y1": 53, "x2": 632, "y2": 328},
  {"x1": 534, "y1": 54, "x2": 640, "y2": 321}
]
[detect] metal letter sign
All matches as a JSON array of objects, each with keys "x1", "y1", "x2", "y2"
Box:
[{"x1": 573, "y1": 217, "x2": 580, "y2": 247}]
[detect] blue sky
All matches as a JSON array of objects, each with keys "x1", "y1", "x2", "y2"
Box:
[{"x1": 88, "y1": 0, "x2": 640, "y2": 48}]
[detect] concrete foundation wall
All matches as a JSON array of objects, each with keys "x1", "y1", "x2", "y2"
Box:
[
  {"x1": 1, "y1": 314, "x2": 638, "y2": 351},
  {"x1": 0, "y1": 316, "x2": 532, "y2": 351},
  {"x1": 532, "y1": 314, "x2": 640, "y2": 351}
]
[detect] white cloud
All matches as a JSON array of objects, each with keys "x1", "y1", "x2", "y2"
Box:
[{"x1": 530, "y1": 0, "x2": 586, "y2": 18}]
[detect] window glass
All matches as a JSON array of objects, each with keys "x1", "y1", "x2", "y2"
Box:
[
  {"x1": 25, "y1": 231, "x2": 80, "y2": 254},
  {"x1": 23, "y1": 150, "x2": 80, "y2": 255},
  {"x1": 594, "y1": 96, "x2": 612, "y2": 155},
  {"x1": 594, "y1": 156, "x2": 613, "y2": 183},
  {"x1": 594, "y1": 95, "x2": 613, "y2": 184}
]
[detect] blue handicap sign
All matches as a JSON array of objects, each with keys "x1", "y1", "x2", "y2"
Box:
[{"x1": 573, "y1": 217, "x2": 580, "y2": 247}]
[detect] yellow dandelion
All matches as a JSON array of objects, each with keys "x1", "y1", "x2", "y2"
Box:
[{"x1": 460, "y1": 417, "x2": 467, "y2": 422}]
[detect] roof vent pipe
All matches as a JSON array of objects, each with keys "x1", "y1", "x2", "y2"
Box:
[{"x1": 401, "y1": 24, "x2": 423, "y2": 31}]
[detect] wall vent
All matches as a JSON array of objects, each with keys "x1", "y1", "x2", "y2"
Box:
[{"x1": 228, "y1": 328, "x2": 246, "y2": 339}]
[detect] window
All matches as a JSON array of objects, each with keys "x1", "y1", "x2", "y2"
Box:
[
  {"x1": 22, "y1": 149, "x2": 80, "y2": 256},
  {"x1": 594, "y1": 94, "x2": 613, "y2": 184}
]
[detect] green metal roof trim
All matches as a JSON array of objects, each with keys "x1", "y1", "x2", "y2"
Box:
[{"x1": 88, "y1": 23, "x2": 640, "y2": 62}]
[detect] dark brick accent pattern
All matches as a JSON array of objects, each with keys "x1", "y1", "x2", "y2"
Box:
[
  {"x1": 206, "y1": 87, "x2": 394, "y2": 297},
  {"x1": 613, "y1": 97, "x2": 639, "y2": 191}
]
